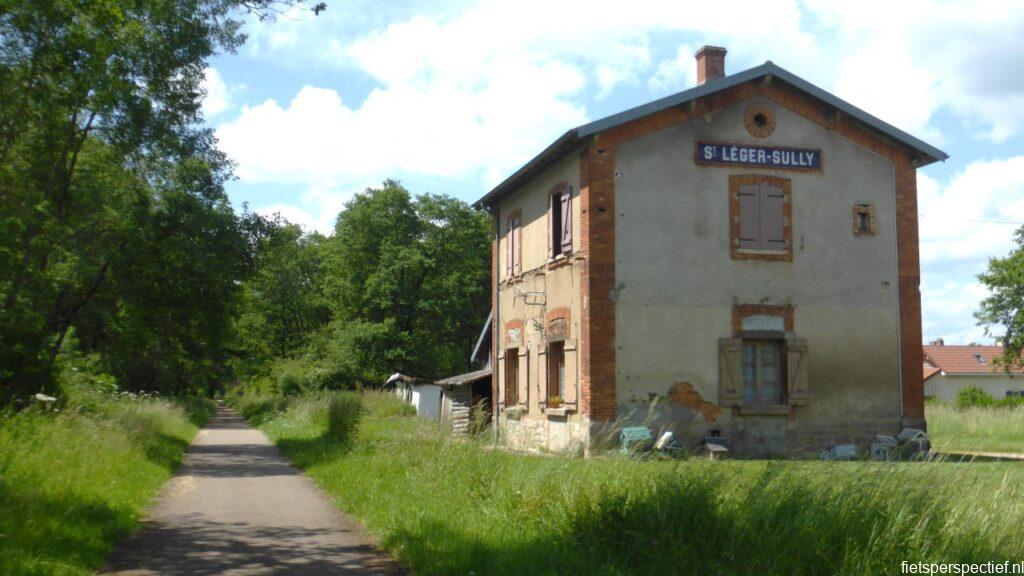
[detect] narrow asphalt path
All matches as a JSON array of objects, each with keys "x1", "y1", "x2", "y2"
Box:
[{"x1": 100, "y1": 406, "x2": 403, "y2": 575}]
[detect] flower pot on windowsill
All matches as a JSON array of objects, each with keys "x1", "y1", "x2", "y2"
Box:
[{"x1": 546, "y1": 396, "x2": 562, "y2": 409}]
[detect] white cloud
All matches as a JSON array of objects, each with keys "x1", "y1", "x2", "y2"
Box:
[
  {"x1": 919, "y1": 157, "x2": 1024, "y2": 344},
  {"x1": 649, "y1": 44, "x2": 697, "y2": 93},
  {"x1": 215, "y1": 62, "x2": 588, "y2": 189},
  {"x1": 255, "y1": 185, "x2": 357, "y2": 235},
  {"x1": 201, "y1": 68, "x2": 232, "y2": 118},
  {"x1": 805, "y1": 0, "x2": 1024, "y2": 143}
]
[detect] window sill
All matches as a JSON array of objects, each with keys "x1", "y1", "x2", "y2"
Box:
[
  {"x1": 542, "y1": 406, "x2": 574, "y2": 417},
  {"x1": 736, "y1": 248, "x2": 789, "y2": 255},
  {"x1": 504, "y1": 405, "x2": 528, "y2": 420},
  {"x1": 546, "y1": 255, "x2": 573, "y2": 271},
  {"x1": 739, "y1": 404, "x2": 791, "y2": 416}
]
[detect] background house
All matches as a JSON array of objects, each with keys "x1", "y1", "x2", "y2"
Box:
[{"x1": 923, "y1": 340, "x2": 1024, "y2": 401}]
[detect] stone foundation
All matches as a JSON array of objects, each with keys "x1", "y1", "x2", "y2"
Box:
[{"x1": 500, "y1": 412, "x2": 589, "y2": 453}]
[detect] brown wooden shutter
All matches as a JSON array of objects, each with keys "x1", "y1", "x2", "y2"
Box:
[
  {"x1": 505, "y1": 217, "x2": 513, "y2": 277},
  {"x1": 559, "y1": 190, "x2": 572, "y2": 254},
  {"x1": 738, "y1": 185, "x2": 760, "y2": 250},
  {"x1": 762, "y1": 185, "x2": 786, "y2": 251},
  {"x1": 512, "y1": 216, "x2": 522, "y2": 275},
  {"x1": 718, "y1": 338, "x2": 743, "y2": 406},
  {"x1": 786, "y1": 338, "x2": 809, "y2": 405}
]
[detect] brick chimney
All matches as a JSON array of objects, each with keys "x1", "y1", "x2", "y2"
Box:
[
  {"x1": 695, "y1": 45, "x2": 727, "y2": 85},
  {"x1": 929, "y1": 338, "x2": 944, "y2": 346}
]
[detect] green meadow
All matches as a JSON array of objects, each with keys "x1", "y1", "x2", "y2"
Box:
[
  {"x1": 235, "y1": 391, "x2": 1024, "y2": 576},
  {"x1": 0, "y1": 392, "x2": 213, "y2": 576}
]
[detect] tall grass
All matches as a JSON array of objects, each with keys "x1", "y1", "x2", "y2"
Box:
[
  {"x1": 0, "y1": 391, "x2": 214, "y2": 576},
  {"x1": 247, "y1": 392, "x2": 1024, "y2": 575},
  {"x1": 927, "y1": 402, "x2": 1024, "y2": 454}
]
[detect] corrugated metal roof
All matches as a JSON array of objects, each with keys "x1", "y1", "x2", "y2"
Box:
[
  {"x1": 434, "y1": 368, "x2": 493, "y2": 387},
  {"x1": 474, "y1": 61, "x2": 948, "y2": 209}
]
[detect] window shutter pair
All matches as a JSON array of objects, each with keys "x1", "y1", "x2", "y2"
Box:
[
  {"x1": 719, "y1": 337, "x2": 809, "y2": 406},
  {"x1": 738, "y1": 183, "x2": 785, "y2": 251},
  {"x1": 786, "y1": 338, "x2": 809, "y2": 405}
]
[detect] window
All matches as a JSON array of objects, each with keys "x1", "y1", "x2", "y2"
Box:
[
  {"x1": 505, "y1": 211, "x2": 522, "y2": 277},
  {"x1": 738, "y1": 185, "x2": 785, "y2": 251},
  {"x1": 550, "y1": 185, "x2": 572, "y2": 258},
  {"x1": 742, "y1": 340, "x2": 785, "y2": 405},
  {"x1": 546, "y1": 341, "x2": 565, "y2": 401},
  {"x1": 505, "y1": 348, "x2": 518, "y2": 405},
  {"x1": 853, "y1": 202, "x2": 876, "y2": 236},
  {"x1": 730, "y1": 175, "x2": 791, "y2": 261},
  {"x1": 720, "y1": 335, "x2": 807, "y2": 407}
]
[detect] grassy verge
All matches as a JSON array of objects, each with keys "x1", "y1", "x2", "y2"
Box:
[
  {"x1": 926, "y1": 402, "x2": 1024, "y2": 454},
  {"x1": 0, "y1": 391, "x2": 215, "y2": 576},
  {"x1": 241, "y1": 391, "x2": 1024, "y2": 576}
]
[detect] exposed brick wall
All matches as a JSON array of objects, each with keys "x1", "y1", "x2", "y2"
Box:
[
  {"x1": 544, "y1": 307, "x2": 571, "y2": 340},
  {"x1": 503, "y1": 318, "x2": 524, "y2": 344},
  {"x1": 579, "y1": 143, "x2": 617, "y2": 422}
]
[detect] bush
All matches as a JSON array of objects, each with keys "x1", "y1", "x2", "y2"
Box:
[
  {"x1": 996, "y1": 394, "x2": 1024, "y2": 408},
  {"x1": 325, "y1": 392, "x2": 362, "y2": 445},
  {"x1": 232, "y1": 392, "x2": 289, "y2": 425},
  {"x1": 955, "y1": 385, "x2": 994, "y2": 409}
]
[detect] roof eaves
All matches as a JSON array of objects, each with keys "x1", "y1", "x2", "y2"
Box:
[
  {"x1": 474, "y1": 61, "x2": 948, "y2": 209},
  {"x1": 473, "y1": 129, "x2": 579, "y2": 209}
]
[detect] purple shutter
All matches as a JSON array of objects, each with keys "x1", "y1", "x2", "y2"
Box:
[
  {"x1": 505, "y1": 217, "x2": 513, "y2": 277},
  {"x1": 512, "y1": 216, "x2": 522, "y2": 275},
  {"x1": 738, "y1": 185, "x2": 760, "y2": 249},
  {"x1": 559, "y1": 191, "x2": 572, "y2": 254},
  {"x1": 761, "y1": 185, "x2": 786, "y2": 251}
]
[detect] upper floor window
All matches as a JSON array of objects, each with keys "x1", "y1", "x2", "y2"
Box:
[
  {"x1": 730, "y1": 175, "x2": 792, "y2": 261},
  {"x1": 852, "y1": 202, "x2": 877, "y2": 236},
  {"x1": 550, "y1": 184, "x2": 572, "y2": 258},
  {"x1": 505, "y1": 210, "x2": 521, "y2": 277}
]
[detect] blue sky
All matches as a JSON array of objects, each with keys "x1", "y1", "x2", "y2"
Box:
[{"x1": 200, "y1": 0, "x2": 1024, "y2": 345}]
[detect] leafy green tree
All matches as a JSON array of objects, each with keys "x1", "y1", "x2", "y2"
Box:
[
  {"x1": 314, "y1": 181, "x2": 491, "y2": 386},
  {"x1": 0, "y1": 0, "x2": 318, "y2": 401},
  {"x1": 234, "y1": 216, "x2": 330, "y2": 373},
  {"x1": 977, "y1": 227, "x2": 1024, "y2": 367}
]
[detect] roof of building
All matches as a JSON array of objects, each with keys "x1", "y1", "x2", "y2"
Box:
[
  {"x1": 923, "y1": 345, "x2": 1022, "y2": 375},
  {"x1": 474, "y1": 60, "x2": 948, "y2": 209},
  {"x1": 923, "y1": 365, "x2": 941, "y2": 382},
  {"x1": 434, "y1": 368, "x2": 493, "y2": 387}
]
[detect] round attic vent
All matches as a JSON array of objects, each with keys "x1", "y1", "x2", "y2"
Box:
[{"x1": 744, "y1": 104, "x2": 776, "y2": 138}]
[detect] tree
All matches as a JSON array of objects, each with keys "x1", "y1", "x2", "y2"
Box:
[
  {"x1": 977, "y1": 227, "x2": 1024, "y2": 367},
  {"x1": 234, "y1": 216, "x2": 330, "y2": 374},
  {"x1": 312, "y1": 181, "x2": 491, "y2": 386},
  {"x1": 0, "y1": 0, "x2": 319, "y2": 401}
]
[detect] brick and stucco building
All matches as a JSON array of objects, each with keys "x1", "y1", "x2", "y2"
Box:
[{"x1": 474, "y1": 47, "x2": 947, "y2": 456}]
